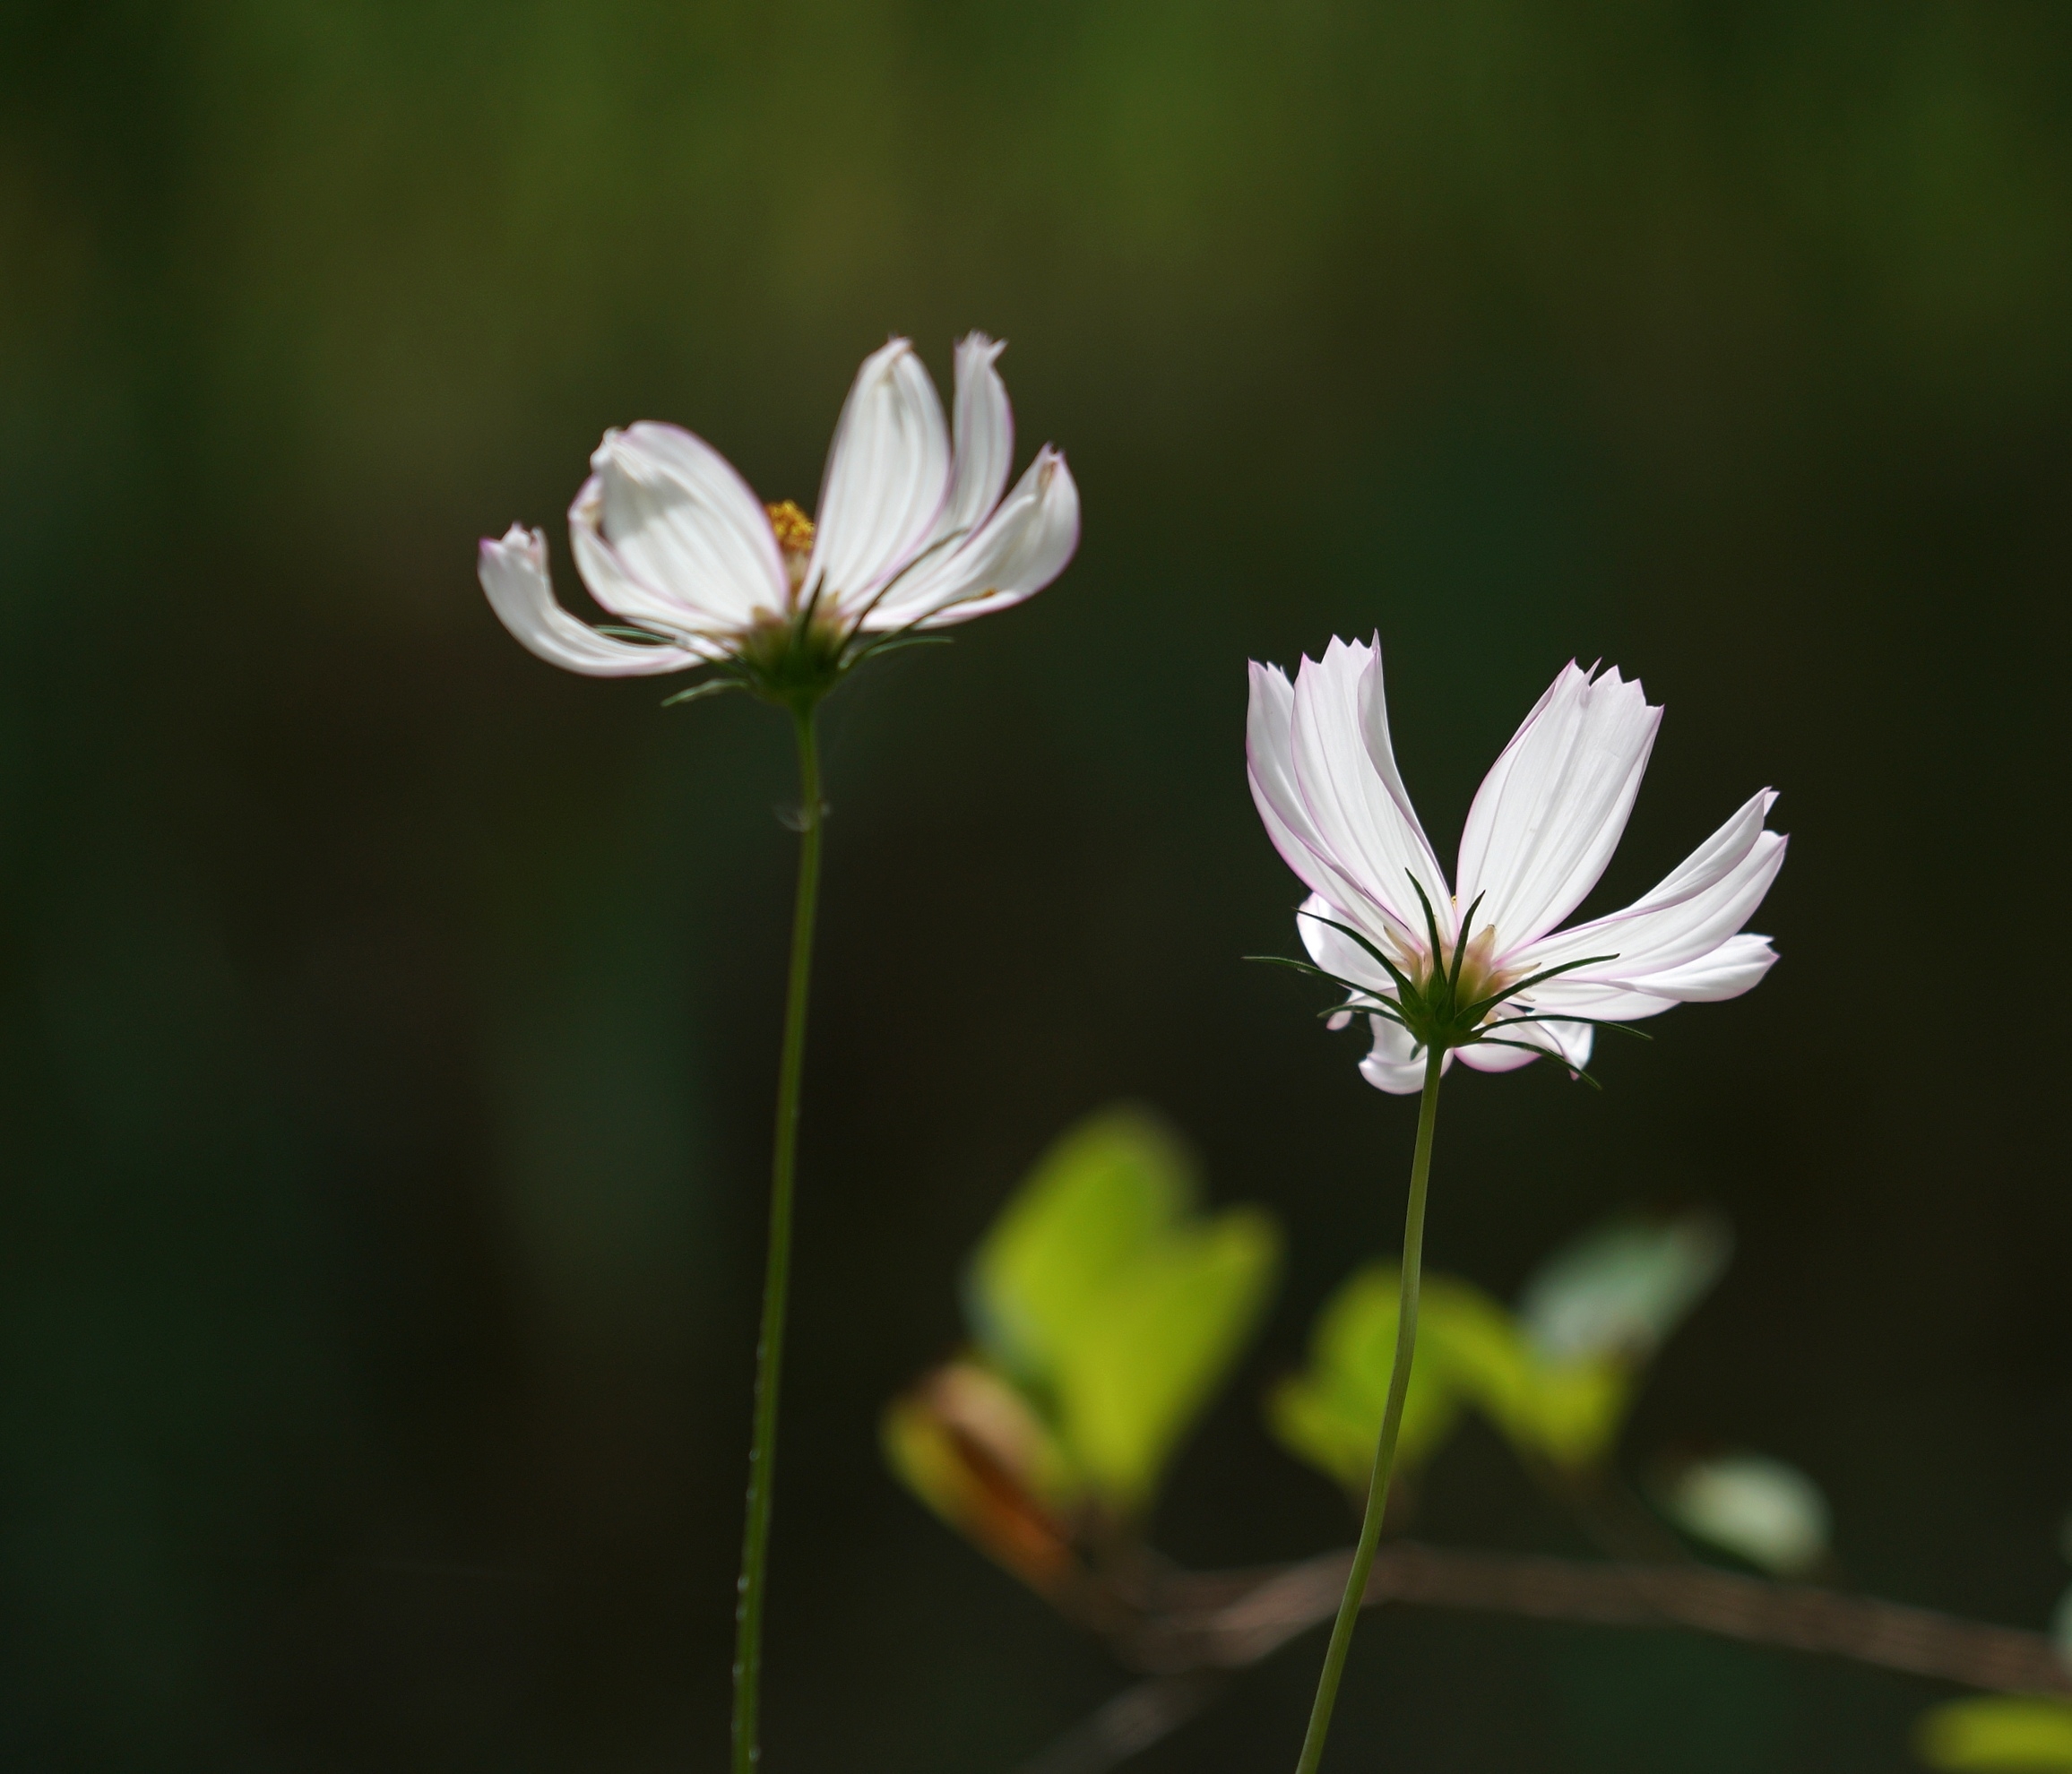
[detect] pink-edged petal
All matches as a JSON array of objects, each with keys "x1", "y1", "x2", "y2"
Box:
[
  {"x1": 1248, "y1": 664, "x2": 1399, "y2": 928},
  {"x1": 861, "y1": 447, "x2": 1080, "y2": 629},
  {"x1": 1511, "y1": 976, "x2": 1679, "y2": 1024},
  {"x1": 1455, "y1": 1038, "x2": 1543, "y2": 1074},
  {"x1": 1457, "y1": 663, "x2": 1662, "y2": 957},
  {"x1": 1504, "y1": 931, "x2": 1776, "y2": 1035},
  {"x1": 1359, "y1": 1014, "x2": 1447, "y2": 1095},
  {"x1": 1616, "y1": 932, "x2": 1779, "y2": 1002},
  {"x1": 1524, "y1": 830, "x2": 1787, "y2": 982},
  {"x1": 1298, "y1": 892, "x2": 1403, "y2": 997},
  {"x1": 479, "y1": 526, "x2": 705, "y2": 678},
  {"x1": 1613, "y1": 789, "x2": 1777, "y2": 919},
  {"x1": 577, "y1": 424, "x2": 789, "y2": 635},
  {"x1": 1460, "y1": 1013, "x2": 1595, "y2": 1075},
  {"x1": 937, "y1": 332, "x2": 1013, "y2": 542},
  {"x1": 1290, "y1": 638, "x2": 1453, "y2": 945},
  {"x1": 805, "y1": 338, "x2": 951, "y2": 612}
]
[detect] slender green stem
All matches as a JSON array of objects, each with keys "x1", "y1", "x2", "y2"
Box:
[
  {"x1": 1292, "y1": 1042, "x2": 1446, "y2": 1774},
  {"x1": 731, "y1": 703, "x2": 824, "y2": 1774}
]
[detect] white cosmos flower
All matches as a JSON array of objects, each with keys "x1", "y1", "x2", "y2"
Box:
[
  {"x1": 1248, "y1": 636, "x2": 1783, "y2": 1093},
  {"x1": 477, "y1": 334, "x2": 1079, "y2": 689}
]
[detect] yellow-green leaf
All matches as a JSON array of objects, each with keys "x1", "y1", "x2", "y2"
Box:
[
  {"x1": 1515, "y1": 1356, "x2": 1633, "y2": 1471},
  {"x1": 1268, "y1": 1264, "x2": 1519, "y2": 1492},
  {"x1": 963, "y1": 1106, "x2": 1282, "y2": 1514},
  {"x1": 1916, "y1": 1697, "x2": 2072, "y2": 1770},
  {"x1": 1051, "y1": 1207, "x2": 1281, "y2": 1510},
  {"x1": 1273, "y1": 1253, "x2": 1638, "y2": 1483},
  {"x1": 967, "y1": 1106, "x2": 1196, "y2": 1383}
]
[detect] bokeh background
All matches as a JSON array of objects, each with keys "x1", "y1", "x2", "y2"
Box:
[{"x1": 4, "y1": 3, "x2": 2070, "y2": 1768}]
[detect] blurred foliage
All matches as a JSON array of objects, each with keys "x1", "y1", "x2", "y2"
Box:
[
  {"x1": 885, "y1": 1105, "x2": 1279, "y2": 1573},
  {"x1": 1271, "y1": 1268, "x2": 1519, "y2": 1488},
  {"x1": 1516, "y1": 1210, "x2": 1733, "y2": 1364},
  {"x1": 1917, "y1": 1699, "x2": 2072, "y2": 1772},
  {"x1": 1654, "y1": 1451, "x2": 1833, "y2": 1577},
  {"x1": 966, "y1": 1107, "x2": 1281, "y2": 1511},
  {"x1": 4, "y1": 1, "x2": 2072, "y2": 1768},
  {"x1": 1273, "y1": 1208, "x2": 1731, "y2": 1492}
]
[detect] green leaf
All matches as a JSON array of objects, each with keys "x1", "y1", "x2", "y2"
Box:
[
  {"x1": 1273, "y1": 1253, "x2": 1639, "y2": 1481},
  {"x1": 1050, "y1": 1206, "x2": 1281, "y2": 1510},
  {"x1": 964, "y1": 1106, "x2": 1282, "y2": 1514},
  {"x1": 1513, "y1": 1355, "x2": 1632, "y2": 1471},
  {"x1": 1268, "y1": 1265, "x2": 1523, "y2": 1493},
  {"x1": 967, "y1": 1107, "x2": 1198, "y2": 1381},
  {"x1": 1916, "y1": 1698, "x2": 2072, "y2": 1770}
]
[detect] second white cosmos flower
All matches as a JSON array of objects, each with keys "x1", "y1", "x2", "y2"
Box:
[
  {"x1": 1248, "y1": 637, "x2": 1784, "y2": 1092},
  {"x1": 478, "y1": 333, "x2": 1079, "y2": 703}
]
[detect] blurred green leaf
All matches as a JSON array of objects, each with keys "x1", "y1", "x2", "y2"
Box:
[
  {"x1": 1916, "y1": 1698, "x2": 2072, "y2": 1770},
  {"x1": 1513, "y1": 1355, "x2": 1633, "y2": 1472},
  {"x1": 1656, "y1": 1451, "x2": 1832, "y2": 1576},
  {"x1": 1050, "y1": 1205, "x2": 1282, "y2": 1509},
  {"x1": 1269, "y1": 1265, "x2": 1520, "y2": 1492},
  {"x1": 965, "y1": 1107, "x2": 1282, "y2": 1514},
  {"x1": 967, "y1": 1107, "x2": 1196, "y2": 1383},
  {"x1": 1517, "y1": 1209, "x2": 1732, "y2": 1363},
  {"x1": 1273, "y1": 1234, "x2": 1669, "y2": 1492}
]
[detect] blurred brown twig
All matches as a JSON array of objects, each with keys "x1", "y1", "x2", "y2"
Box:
[{"x1": 1017, "y1": 1539, "x2": 2070, "y2": 1773}]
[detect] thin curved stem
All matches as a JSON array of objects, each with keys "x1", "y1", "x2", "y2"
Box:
[
  {"x1": 732, "y1": 703, "x2": 824, "y2": 1774},
  {"x1": 1291, "y1": 1043, "x2": 1445, "y2": 1774}
]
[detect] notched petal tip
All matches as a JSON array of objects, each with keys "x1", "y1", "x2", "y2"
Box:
[{"x1": 479, "y1": 519, "x2": 703, "y2": 679}]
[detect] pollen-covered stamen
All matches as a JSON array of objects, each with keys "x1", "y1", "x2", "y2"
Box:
[{"x1": 765, "y1": 501, "x2": 816, "y2": 599}]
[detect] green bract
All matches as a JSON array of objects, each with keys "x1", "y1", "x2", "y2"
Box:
[{"x1": 1256, "y1": 874, "x2": 1641, "y2": 1089}]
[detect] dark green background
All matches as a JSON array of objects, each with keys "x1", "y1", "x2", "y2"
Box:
[{"x1": 4, "y1": 3, "x2": 2068, "y2": 1768}]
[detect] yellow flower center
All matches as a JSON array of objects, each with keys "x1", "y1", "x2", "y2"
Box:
[{"x1": 766, "y1": 500, "x2": 816, "y2": 596}]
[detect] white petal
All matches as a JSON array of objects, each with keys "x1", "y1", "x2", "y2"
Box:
[
  {"x1": 1515, "y1": 977, "x2": 1679, "y2": 1023},
  {"x1": 805, "y1": 338, "x2": 951, "y2": 612},
  {"x1": 938, "y1": 332, "x2": 1013, "y2": 543},
  {"x1": 1359, "y1": 1014, "x2": 1446, "y2": 1094},
  {"x1": 1618, "y1": 932, "x2": 1779, "y2": 1002},
  {"x1": 1456, "y1": 663, "x2": 1662, "y2": 957},
  {"x1": 479, "y1": 526, "x2": 704, "y2": 677},
  {"x1": 574, "y1": 424, "x2": 789, "y2": 637},
  {"x1": 1460, "y1": 1014, "x2": 1595, "y2": 1075},
  {"x1": 1525, "y1": 830, "x2": 1787, "y2": 983},
  {"x1": 1290, "y1": 638, "x2": 1453, "y2": 945},
  {"x1": 1250, "y1": 667, "x2": 1413, "y2": 944},
  {"x1": 861, "y1": 447, "x2": 1080, "y2": 629},
  {"x1": 1612, "y1": 789, "x2": 1777, "y2": 919},
  {"x1": 1298, "y1": 892, "x2": 1403, "y2": 996},
  {"x1": 1454, "y1": 1038, "x2": 1542, "y2": 1074}
]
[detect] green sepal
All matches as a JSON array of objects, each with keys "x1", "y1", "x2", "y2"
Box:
[
  {"x1": 1480, "y1": 1012, "x2": 1653, "y2": 1042},
  {"x1": 660, "y1": 675, "x2": 746, "y2": 707}
]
